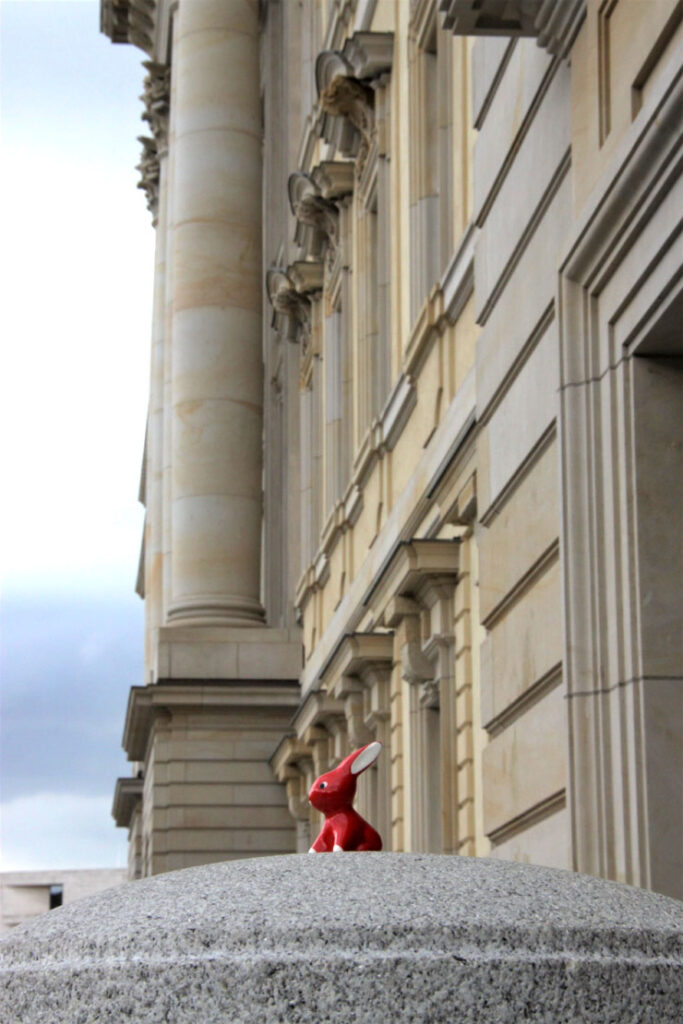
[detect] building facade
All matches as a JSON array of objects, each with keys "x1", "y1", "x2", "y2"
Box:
[
  {"x1": 104, "y1": 0, "x2": 682, "y2": 898},
  {"x1": 0, "y1": 869, "x2": 127, "y2": 934}
]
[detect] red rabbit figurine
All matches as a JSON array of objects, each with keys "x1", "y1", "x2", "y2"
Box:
[{"x1": 308, "y1": 741, "x2": 383, "y2": 852}]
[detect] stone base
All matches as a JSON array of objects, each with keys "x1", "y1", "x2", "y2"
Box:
[{"x1": 1, "y1": 854, "x2": 681, "y2": 1022}]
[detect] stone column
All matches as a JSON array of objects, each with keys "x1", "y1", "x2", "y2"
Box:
[
  {"x1": 145, "y1": 148, "x2": 168, "y2": 677},
  {"x1": 169, "y1": 0, "x2": 264, "y2": 625}
]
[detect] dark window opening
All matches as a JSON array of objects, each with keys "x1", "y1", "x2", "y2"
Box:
[{"x1": 49, "y1": 884, "x2": 63, "y2": 910}]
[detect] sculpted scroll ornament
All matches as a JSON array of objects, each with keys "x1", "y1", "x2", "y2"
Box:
[{"x1": 319, "y1": 76, "x2": 375, "y2": 174}]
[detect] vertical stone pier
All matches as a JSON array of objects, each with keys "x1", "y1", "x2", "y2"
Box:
[
  {"x1": 106, "y1": 0, "x2": 302, "y2": 876},
  {"x1": 169, "y1": 0, "x2": 264, "y2": 626}
]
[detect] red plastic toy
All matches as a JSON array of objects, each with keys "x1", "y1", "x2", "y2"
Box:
[{"x1": 308, "y1": 741, "x2": 383, "y2": 852}]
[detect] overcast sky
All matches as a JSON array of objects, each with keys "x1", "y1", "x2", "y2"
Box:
[{"x1": 0, "y1": 0, "x2": 154, "y2": 869}]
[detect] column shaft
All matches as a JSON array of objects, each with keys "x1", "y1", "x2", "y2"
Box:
[{"x1": 169, "y1": 0, "x2": 264, "y2": 625}]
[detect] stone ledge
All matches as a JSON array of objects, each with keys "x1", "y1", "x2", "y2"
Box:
[{"x1": 1, "y1": 854, "x2": 681, "y2": 1023}]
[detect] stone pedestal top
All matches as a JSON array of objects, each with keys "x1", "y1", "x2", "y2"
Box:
[{"x1": 1, "y1": 853, "x2": 681, "y2": 1022}]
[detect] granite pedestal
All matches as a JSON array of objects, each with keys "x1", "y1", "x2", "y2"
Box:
[{"x1": 1, "y1": 854, "x2": 681, "y2": 1022}]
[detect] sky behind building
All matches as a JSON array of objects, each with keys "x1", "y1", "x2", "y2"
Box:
[{"x1": 0, "y1": 0, "x2": 154, "y2": 869}]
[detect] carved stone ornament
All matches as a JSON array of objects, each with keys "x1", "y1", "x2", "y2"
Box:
[
  {"x1": 266, "y1": 268, "x2": 312, "y2": 346},
  {"x1": 141, "y1": 60, "x2": 169, "y2": 152},
  {"x1": 100, "y1": 0, "x2": 158, "y2": 56},
  {"x1": 136, "y1": 135, "x2": 160, "y2": 215},
  {"x1": 288, "y1": 173, "x2": 340, "y2": 268},
  {"x1": 319, "y1": 76, "x2": 375, "y2": 171},
  {"x1": 136, "y1": 60, "x2": 170, "y2": 218},
  {"x1": 314, "y1": 33, "x2": 393, "y2": 173}
]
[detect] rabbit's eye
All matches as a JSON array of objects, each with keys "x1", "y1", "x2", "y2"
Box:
[{"x1": 319, "y1": 782, "x2": 328, "y2": 789}]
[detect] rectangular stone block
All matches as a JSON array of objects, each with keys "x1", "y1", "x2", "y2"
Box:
[
  {"x1": 164, "y1": 782, "x2": 286, "y2": 807},
  {"x1": 472, "y1": 37, "x2": 513, "y2": 128},
  {"x1": 183, "y1": 761, "x2": 277, "y2": 784},
  {"x1": 475, "y1": 171, "x2": 570, "y2": 435},
  {"x1": 166, "y1": 805, "x2": 292, "y2": 830},
  {"x1": 480, "y1": 557, "x2": 562, "y2": 727},
  {"x1": 480, "y1": 322, "x2": 559, "y2": 515},
  {"x1": 474, "y1": 40, "x2": 553, "y2": 215},
  {"x1": 474, "y1": 60, "x2": 571, "y2": 321},
  {"x1": 489, "y1": 804, "x2": 570, "y2": 870},
  {"x1": 479, "y1": 437, "x2": 559, "y2": 621},
  {"x1": 483, "y1": 684, "x2": 566, "y2": 838}
]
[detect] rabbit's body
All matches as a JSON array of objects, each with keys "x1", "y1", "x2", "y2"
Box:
[
  {"x1": 310, "y1": 808, "x2": 382, "y2": 853},
  {"x1": 308, "y1": 742, "x2": 384, "y2": 852}
]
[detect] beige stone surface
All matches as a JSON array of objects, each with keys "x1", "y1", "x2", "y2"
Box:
[
  {"x1": 478, "y1": 437, "x2": 559, "y2": 622},
  {"x1": 482, "y1": 323, "x2": 559, "y2": 514},
  {"x1": 480, "y1": 556, "x2": 562, "y2": 727},
  {"x1": 482, "y1": 684, "x2": 566, "y2": 839},
  {"x1": 106, "y1": 0, "x2": 680, "y2": 893},
  {"x1": 489, "y1": 805, "x2": 570, "y2": 871},
  {"x1": 571, "y1": 0, "x2": 680, "y2": 217}
]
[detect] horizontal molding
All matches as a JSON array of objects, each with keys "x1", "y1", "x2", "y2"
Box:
[
  {"x1": 485, "y1": 662, "x2": 563, "y2": 737},
  {"x1": 488, "y1": 788, "x2": 566, "y2": 846},
  {"x1": 566, "y1": 674, "x2": 683, "y2": 700}
]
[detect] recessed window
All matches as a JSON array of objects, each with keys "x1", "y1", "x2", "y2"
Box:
[{"x1": 49, "y1": 884, "x2": 63, "y2": 910}]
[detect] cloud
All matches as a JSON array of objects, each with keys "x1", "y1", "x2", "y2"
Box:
[
  {"x1": 0, "y1": 792, "x2": 127, "y2": 871},
  {"x1": 0, "y1": 590, "x2": 142, "y2": 802}
]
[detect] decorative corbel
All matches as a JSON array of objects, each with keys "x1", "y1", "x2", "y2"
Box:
[
  {"x1": 311, "y1": 161, "x2": 355, "y2": 202},
  {"x1": 136, "y1": 135, "x2": 160, "y2": 215},
  {"x1": 135, "y1": 60, "x2": 170, "y2": 219},
  {"x1": 288, "y1": 172, "x2": 340, "y2": 267},
  {"x1": 266, "y1": 268, "x2": 311, "y2": 345},
  {"x1": 315, "y1": 33, "x2": 393, "y2": 174},
  {"x1": 319, "y1": 76, "x2": 375, "y2": 169}
]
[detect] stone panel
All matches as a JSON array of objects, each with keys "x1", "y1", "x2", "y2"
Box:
[
  {"x1": 482, "y1": 684, "x2": 566, "y2": 838},
  {"x1": 480, "y1": 556, "x2": 562, "y2": 726},
  {"x1": 475, "y1": 172, "x2": 571, "y2": 425},
  {"x1": 473, "y1": 39, "x2": 553, "y2": 216},
  {"x1": 478, "y1": 437, "x2": 559, "y2": 621},
  {"x1": 481, "y1": 322, "x2": 559, "y2": 514},
  {"x1": 488, "y1": 805, "x2": 570, "y2": 870},
  {"x1": 474, "y1": 60, "x2": 571, "y2": 320},
  {"x1": 471, "y1": 36, "x2": 512, "y2": 127}
]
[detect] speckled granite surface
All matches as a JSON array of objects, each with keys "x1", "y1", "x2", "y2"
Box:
[{"x1": 1, "y1": 853, "x2": 681, "y2": 1022}]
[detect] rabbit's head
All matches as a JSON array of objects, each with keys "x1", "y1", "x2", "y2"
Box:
[{"x1": 308, "y1": 741, "x2": 382, "y2": 814}]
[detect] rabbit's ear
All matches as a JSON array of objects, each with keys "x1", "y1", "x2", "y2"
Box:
[{"x1": 350, "y1": 741, "x2": 382, "y2": 775}]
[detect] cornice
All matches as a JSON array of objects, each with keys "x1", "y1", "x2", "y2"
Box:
[
  {"x1": 291, "y1": 689, "x2": 347, "y2": 741},
  {"x1": 439, "y1": 0, "x2": 586, "y2": 57},
  {"x1": 270, "y1": 734, "x2": 314, "y2": 783},
  {"x1": 112, "y1": 776, "x2": 143, "y2": 828},
  {"x1": 318, "y1": 631, "x2": 394, "y2": 690},
  {"x1": 100, "y1": 0, "x2": 173, "y2": 61},
  {"x1": 362, "y1": 539, "x2": 460, "y2": 623},
  {"x1": 122, "y1": 681, "x2": 301, "y2": 762}
]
